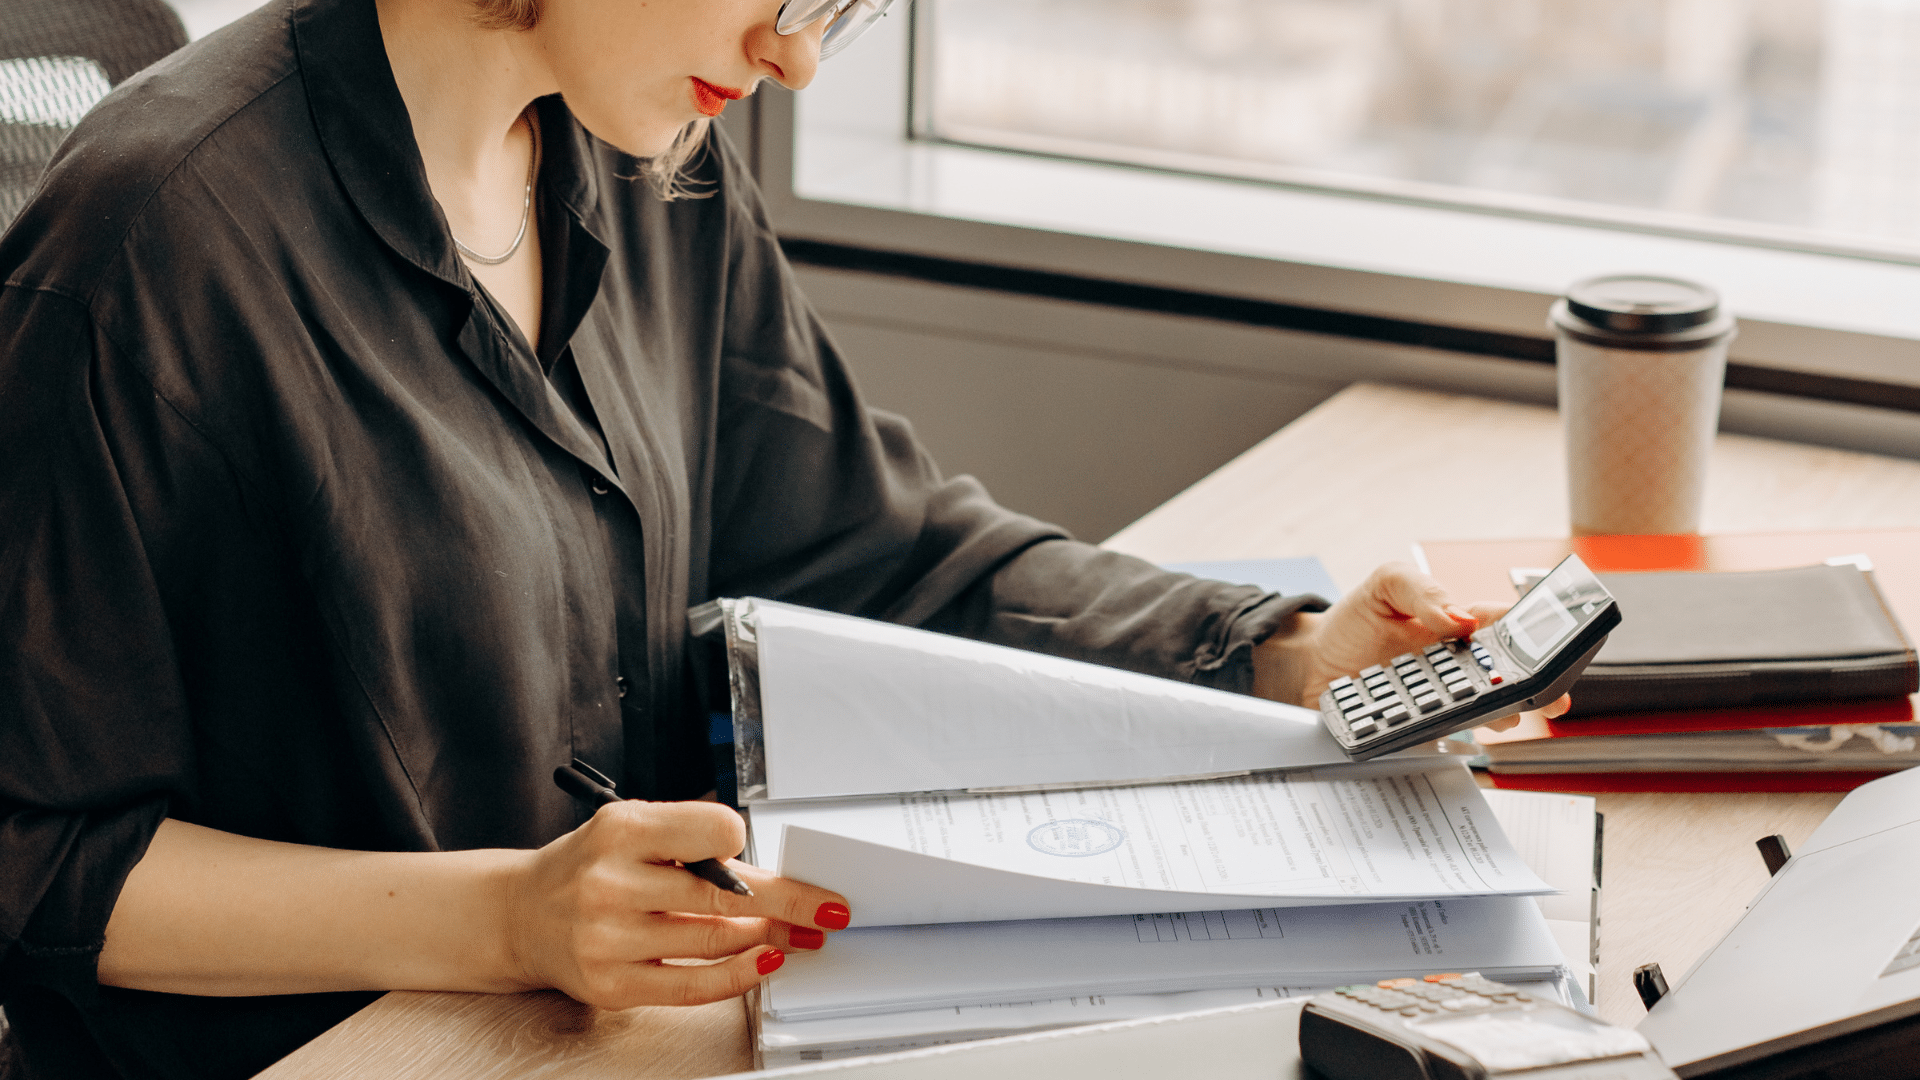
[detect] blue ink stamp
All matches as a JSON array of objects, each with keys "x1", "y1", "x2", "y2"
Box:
[{"x1": 1027, "y1": 819, "x2": 1125, "y2": 857}]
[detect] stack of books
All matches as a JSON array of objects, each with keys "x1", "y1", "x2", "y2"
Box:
[
  {"x1": 693, "y1": 593, "x2": 1596, "y2": 1068},
  {"x1": 1419, "y1": 530, "x2": 1920, "y2": 792}
]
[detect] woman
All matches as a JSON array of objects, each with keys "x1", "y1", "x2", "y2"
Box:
[{"x1": 0, "y1": 1, "x2": 1551, "y2": 1077}]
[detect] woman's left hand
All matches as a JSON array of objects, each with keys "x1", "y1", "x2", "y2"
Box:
[{"x1": 1250, "y1": 561, "x2": 1570, "y2": 731}]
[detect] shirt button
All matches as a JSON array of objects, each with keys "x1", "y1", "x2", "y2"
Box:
[
  {"x1": 616, "y1": 676, "x2": 630, "y2": 698},
  {"x1": 590, "y1": 480, "x2": 609, "y2": 496}
]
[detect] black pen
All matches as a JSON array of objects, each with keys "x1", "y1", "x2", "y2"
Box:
[{"x1": 553, "y1": 758, "x2": 755, "y2": 897}]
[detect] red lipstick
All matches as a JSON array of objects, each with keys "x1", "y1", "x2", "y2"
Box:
[{"x1": 690, "y1": 77, "x2": 744, "y2": 117}]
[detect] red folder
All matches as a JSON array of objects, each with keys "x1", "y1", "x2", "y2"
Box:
[{"x1": 1485, "y1": 771, "x2": 1899, "y2": 794}]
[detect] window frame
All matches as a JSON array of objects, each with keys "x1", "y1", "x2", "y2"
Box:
[{"x1": 729, "y1": 4, "x2": 1920, "y2": 411}]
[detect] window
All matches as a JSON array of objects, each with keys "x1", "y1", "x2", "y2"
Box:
[
  {"x1": 767, "y1": 0, "x2": 1920, "y2": 395},
  {"x1": 922, "y1": 0, "x2": 1920, "y2": 258}
]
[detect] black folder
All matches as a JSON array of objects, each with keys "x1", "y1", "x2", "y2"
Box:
[{"x1": 1552, "y1": 563, "x2": 1917, "y2": 717}]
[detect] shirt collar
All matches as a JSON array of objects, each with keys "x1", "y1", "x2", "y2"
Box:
[{"x1": 291, "y1": 0, "x2": 607, "y2": 285}]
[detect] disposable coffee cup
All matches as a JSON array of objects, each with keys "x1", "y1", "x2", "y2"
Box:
[{"x1": 1551, "y1": 275, "x2": 1736, "y2": 537}]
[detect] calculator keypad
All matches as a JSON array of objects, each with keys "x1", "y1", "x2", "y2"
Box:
[
  {"x1": 1332, "y1": 973, "x2": 1531, "y2": 1018},
  {"x1": 1324, "y1": 639, "x2": 1489, "y2": 744}
]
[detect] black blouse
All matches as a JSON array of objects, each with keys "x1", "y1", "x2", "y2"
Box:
[{"x1": 0, "y1": 0, "x2": 1319, "y2": 1076}]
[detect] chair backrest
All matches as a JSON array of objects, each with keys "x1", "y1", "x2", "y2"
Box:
[{"x1": 0, "y1": 0, "x2": 188, "y2": 227}]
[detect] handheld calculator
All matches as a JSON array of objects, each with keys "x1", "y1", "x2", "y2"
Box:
[
  {"x1": 1299, "y1": 974, "x2": 1677, "y2": 1080},
  {"x1": 1319, "y1": 554, "x2": 1620, "y2": 761}
]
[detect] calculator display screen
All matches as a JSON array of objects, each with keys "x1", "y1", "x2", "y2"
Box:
[{"x1": 1495, "y1": 559, "x2": 1610, "y2": 671}]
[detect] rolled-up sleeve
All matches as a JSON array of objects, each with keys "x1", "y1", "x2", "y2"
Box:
[{"x1": 0, "y1": 286, "x2": 192, "y2": 1006}]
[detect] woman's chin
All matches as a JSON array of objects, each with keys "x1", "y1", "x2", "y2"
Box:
[{"x1": 593, "y1": 120, "x2": 690, "y2": 159}]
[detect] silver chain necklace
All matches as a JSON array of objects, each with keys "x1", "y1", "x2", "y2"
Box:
[{"x1": 453, "y1": 110, "x2": 539, "y2": 266}]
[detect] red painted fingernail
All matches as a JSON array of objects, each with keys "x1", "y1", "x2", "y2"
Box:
[
  {"x1": 756, "y1": 948, "x2": 785, "y2": 975},
  {"x1": 815, "y1": 902, "x2": 851, "y2": 930},
  {"x1": 789, "y1": 927, "x2": 825, "y2": 950}
]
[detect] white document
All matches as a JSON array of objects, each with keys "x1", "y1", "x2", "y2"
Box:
[
  {"x1": 752, "y1": 760, "x2": 1551, "y2": 925},
  {"x1": 1479, "y1": 788, "x2": 1600, "y2": 1001},
  {"x1": 760, "y1": 975, "x2": 1580, "y2": 1056},
  {"x1": 1478, "y1": 788, "x2": 1597, "y2": 925},
  {"x1": 754, "y1": 997, "x2": 1314, "y2": 1080},
  {"x1": 759, "y1": 986, "x2": 1314, "y2": 1053},
  {"x1": 761, "y1": 895, "x2": 1566, "y2": 1020},
  {"x1": 747, "y1": 599, "x2": 1351, "y2": 800}
]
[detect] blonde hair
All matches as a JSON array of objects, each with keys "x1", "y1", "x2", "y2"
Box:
[
  {"x1": 642, "y1": 119, "x2": 719, "y2": 201},
  {"x1": 468, "y1": 0, "x2": 717, "y2": 201},
  {"x1": 469, "y1": 0, "x2": 538, "y2": 31}
]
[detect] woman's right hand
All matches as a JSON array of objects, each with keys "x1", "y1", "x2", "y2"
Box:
[{"x1": 501, "y1": 799, "x2": 850, "y2": 1009}]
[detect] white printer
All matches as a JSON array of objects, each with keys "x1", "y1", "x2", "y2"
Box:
[{"x1": 1638, "y1": 766, "x2": 1920, "y2": 1077}]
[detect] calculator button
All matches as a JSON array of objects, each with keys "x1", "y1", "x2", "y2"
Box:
[
  {"x1": 1445, "y1": 682, "x2": 1473, "y2": 700},
  {"x1": 1335, "y1": 687, "x2": 1362, "y2": 703},
  {"x1": 1487, "y1": 673, "x2": 1504, "y2": 685},
  {"x1": 1360, "y1": 665, "x2": 1385, "y2": 678},
  {"x1": 1380, "y1": 703, "x2": 1411, "y2": 724},
  {"x1": 1349, "y1": 719, "x2": 1378, "y2": 738},
  {"x1": 1414, "y1": 694, "x2": 1442, "y2": 713},
  {"x1": 1329, "y1": 676, "x2": 1355, "y2": 691}
]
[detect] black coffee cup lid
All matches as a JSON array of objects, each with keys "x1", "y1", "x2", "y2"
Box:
[
  {"x1": 1565, "y1": 275, "x2": 1718, "y2": 333},
  {"x1": 1552, "y1": 274, "x2": 1736, "y2": 351}
]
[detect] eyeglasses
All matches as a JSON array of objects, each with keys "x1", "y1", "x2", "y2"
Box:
[{"x1": 776, "y1": 0, "x2": 903, "y2": 61}]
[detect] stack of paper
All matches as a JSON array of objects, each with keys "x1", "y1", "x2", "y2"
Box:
[
  {"x1": 755, "y1": 760, "x2": 1554, "y2": 927},
  {"x1": 703, "y1": 598, "x2": 1590, "y2": 1068},
  {"x1": 755, "y1": 783, "x2": 1599, "y2": 1066}
]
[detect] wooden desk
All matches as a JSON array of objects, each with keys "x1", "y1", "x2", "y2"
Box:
[
  {"x1": 256, "y1": 383, "x2": 1920, "y2": 1078},
  {"x1": 1104, "y1": 382, "x2": 1920, "y2": 1028}
]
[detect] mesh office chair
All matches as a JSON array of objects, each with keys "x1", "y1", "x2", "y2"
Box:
[{"x1": 0, "y1": 0, "x2": 188, "y2": 227}]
